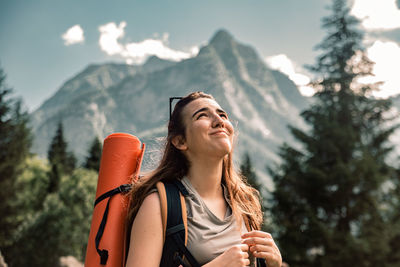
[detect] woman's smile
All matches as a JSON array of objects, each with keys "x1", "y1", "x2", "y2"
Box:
[{"x1": 209, "y1": 130, "x2": 229, "y2": 136}]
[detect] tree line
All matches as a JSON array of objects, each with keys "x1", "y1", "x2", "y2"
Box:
[
  {"x1": 0, "y1": 73, "x2": 103, "y2": 266},
  {"x1": 1, "y1": 0, "x2": 400, "y2": 266},
  {"x1": 266, "y1": 0, "x2": 400, "y2": 266},
  {"x1": 241, "y1": 0, "x2": 400, "y2": 266}
]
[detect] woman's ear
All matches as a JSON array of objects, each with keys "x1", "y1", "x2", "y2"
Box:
[{"x1": 172, "y1": 135, "x2": 187, "y2": 151}]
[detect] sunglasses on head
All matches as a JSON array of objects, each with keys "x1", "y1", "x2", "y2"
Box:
[{"x1": 169, "y1": 97, "x2": 183, "y2": 120}]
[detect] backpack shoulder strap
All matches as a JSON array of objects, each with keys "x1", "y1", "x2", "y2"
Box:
[
  {"x1": 172, "y1": 180, "x2": 189, "y2": 245},
  {"x1": 156, "y1": 182, "x2": 168, "y2": 241},
  {"x1": 180, "y1": 186, "x2": 188, "y2": 245},
  {"x1": 156, "y1": 180, "x2": 189, "y2": 246}
]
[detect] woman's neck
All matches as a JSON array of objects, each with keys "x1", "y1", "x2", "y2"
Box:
[{"x1": 186, "y1": 156, "x2": 224, "y2": 199}]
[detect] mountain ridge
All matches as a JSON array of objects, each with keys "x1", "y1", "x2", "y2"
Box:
[{"x1": 30, "y1": 29, "x2": 310, "y2": 188}]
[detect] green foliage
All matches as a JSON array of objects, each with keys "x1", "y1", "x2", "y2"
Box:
[
  {"x1": 84, "y1": 137, "x2": 102, "y2": 171},
  {"x1": 47, "y1": 122, "x2": 77, "y2": 193},
  {"x1": 268, "y1": 0, "x2": 399, "y2": 266},
  {"x1": 0, "y1": 67, "x2": 32, "y2": 251},
  {"x1": 240, "y1": 152, "x2": 260, "y2": 190},
  {"x1": 385, "y1": 167, "x2": 400, "y2": 264},
  {"x1": 9, "y1": 167, "x2": 97, "y2": 267},
  {"x1": 240, "y1": 153, "x2": 272, "y2": 232},
  {"x1": 15, "y1": 156, "x2": 50, "y2": 219}
]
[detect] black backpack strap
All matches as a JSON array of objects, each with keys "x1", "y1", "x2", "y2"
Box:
[
  {"x1": 94, "y1": 184, "x2": 132, "y2": 265},
  {"x1": 172, "y1": 179, "x2": 189, "y2": 196},
  {"x1": 160, "y1": 180, "x2": 200, "y2": 267},
  {"x1": 257, "y1": 258, "x2": 267, "y2": 267}
]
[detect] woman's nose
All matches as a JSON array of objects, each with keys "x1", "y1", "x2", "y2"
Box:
[{"x1": 212, "y1": 114, "x2": 225, "y2": 128}]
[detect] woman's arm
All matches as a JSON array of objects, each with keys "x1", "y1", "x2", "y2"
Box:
[{"x1": 125, "y1": 192, "x2": 164, "y2": 267}]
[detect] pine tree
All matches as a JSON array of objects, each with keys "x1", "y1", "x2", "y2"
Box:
[
  {"x1": 47, "y1": 122, "x2": 76, "y2": 193},
  {"x1": 0, "y1": 68, "x2": 32, "y2": 253},
  {"x1": 386, "y1": 166, "x2": 400, "y2": 264},
  {"x1": 240, "y1": 152, "x2": 269, "y2": 231},
  {"x1": 84, "y1": 137, "x2": 102, "y2": 171},
  {"x1": 269, "y1": 0, "x2": 398, "y2": 266},
  {"x1": 240, "y1": 152, "x2": 260, "y2": 190}
]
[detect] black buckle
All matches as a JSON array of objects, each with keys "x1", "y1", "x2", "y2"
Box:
[{"x1": 118, "y1": 184, "x2": 132, "y2": 194}]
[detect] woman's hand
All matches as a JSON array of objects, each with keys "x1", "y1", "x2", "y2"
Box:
[
  {"x1": 203, "y1": 244, "x2": 250, "y2": 267},
  {"x1": 241, "y1": 231, "x2": 282, "y2": 267}
]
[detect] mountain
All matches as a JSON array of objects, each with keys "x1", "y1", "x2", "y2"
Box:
[{"x1": 30, "y1": 29, "x2": 310, "y2": 188}]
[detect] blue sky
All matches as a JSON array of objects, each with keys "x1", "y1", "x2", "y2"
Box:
[{"x1": 1, "y1": 0, "x2": 400, "y2": 111}]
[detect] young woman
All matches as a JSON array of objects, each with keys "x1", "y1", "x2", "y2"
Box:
[{"x1": 126, "y1": 92, "x2": 282, "y2": 267}]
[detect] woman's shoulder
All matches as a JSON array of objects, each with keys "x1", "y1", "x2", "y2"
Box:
[
  {"x1": 139, "y1": 191, "x2": 161, "y2": 215},
  {"x1": 127, "y1": 191, "x2": 164, "y2": 266},
  {"x1": 130, "y1": 191, "x2": 163, "y2": 238}
]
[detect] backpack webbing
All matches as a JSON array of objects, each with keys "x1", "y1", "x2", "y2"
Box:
[
  {"x1": 93, "y1": 184, "x2": 132, "y2": 265},
  {"x1": 157, "y1": 180, "x2": 200, "y2": 267}
]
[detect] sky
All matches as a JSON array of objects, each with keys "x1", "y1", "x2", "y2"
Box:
[{"x1": 1, "y1": 0, "x2": 400, "y2": 112}]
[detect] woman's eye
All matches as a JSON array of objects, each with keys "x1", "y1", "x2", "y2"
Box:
[
  {"x1": 220, "y1": 113, "x2": 228, "y2": 119},
  {"x1": 197, "y1": 113, "x2": 207, "y2": 119}
]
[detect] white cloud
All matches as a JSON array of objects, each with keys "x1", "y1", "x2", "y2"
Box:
[
  {"x1": 62, "y1": 25, "x2": 84, "y2": 46},
  {"x1": 99, "y1": 21, "x2": 126, "y2": 55},
  {"x1": 190, "y1": 46, "x2": 200, "y2": 57},
  {"x1": 265, "y1": 54, "x2": 315, "y2": 97},
  {"x1": 98, "y1": 21, "x2": 193, "y2": 64},
  {"x1": 351, "y1": 0, "x2": 400, "y2": 30},
  {"x1": 265, "y1": 46, "x2": 400, "y2": 99},
  {"x1": 358, "y1": 40, "x2": 400, "y2": 98},
  {"x1": 123, "y1": 39, "x2": 191, "y2": 64}
]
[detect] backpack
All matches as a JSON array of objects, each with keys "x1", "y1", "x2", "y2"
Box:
[{"x1": 84, "y1": 133, "x2": 199, "y2": 267}]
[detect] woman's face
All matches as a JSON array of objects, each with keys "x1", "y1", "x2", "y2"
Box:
[{"x1": 177, "y1": 97, "x2": 234, "y2": 160}]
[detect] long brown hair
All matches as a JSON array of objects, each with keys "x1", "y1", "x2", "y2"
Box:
[{"x1": 127, "y1": 91, "x2": 263, "y2": 230}]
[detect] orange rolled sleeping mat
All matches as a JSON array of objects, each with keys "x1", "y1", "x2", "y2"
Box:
[{"x1": 85, "y1": 133, "x2": 145, "y2": 267}]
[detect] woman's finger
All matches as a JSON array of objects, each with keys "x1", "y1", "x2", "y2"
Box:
[
  {"x1": 252, "y1": 247, "x2": 282, "y2": 267},
  {"x1": 241, "y1": 250, "x2": 249, "y2": 259},
  {"x1": 242, "y1": 258, "x2": 250, "y2": 266},
  {"x1": 239, "y1": 243, "x2": 249, "y2": 251},
  {"x1": 242, "y1": 236, "x2": 275, "y2": 246},
  {"x1": 252, "y1": 251, "x2": 280, "y2": 262},
  {"x1": 242, "y1": 230, "x2": 272, "y2": 239},
  {"x1": 249, "y1": 244, "x2": 275, "y2": 254}
]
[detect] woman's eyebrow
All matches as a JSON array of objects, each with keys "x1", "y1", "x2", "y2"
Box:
[
  {"x1": 192, "y1": 107, "x2": 227, "y2": 118},
  {"x1": 192, "y1": 107, "x2": 209, "y2": 118},
  {"x1": 217, "y1": 108, "x2": 227, "y2": 115}
]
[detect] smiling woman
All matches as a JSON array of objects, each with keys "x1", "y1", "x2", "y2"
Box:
[{"x1": 125, "y1": 91, "x2": 282, "y2": 267}]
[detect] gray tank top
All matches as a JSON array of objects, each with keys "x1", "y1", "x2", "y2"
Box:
[{"x1": 180, "y1": 177, "x2": 255, "y2": 266}]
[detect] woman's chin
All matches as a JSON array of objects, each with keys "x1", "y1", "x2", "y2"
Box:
[{"x1": 212, "y1": 144, "x2": 232, "y2": 157}]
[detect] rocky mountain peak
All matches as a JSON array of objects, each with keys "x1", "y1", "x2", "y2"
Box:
[
  {"x1": 196, "y1": 29, "x2": 236, "y2": 59},
  {"x1": 209, "y1": 29, "x2": 234, "y2": 46}
]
